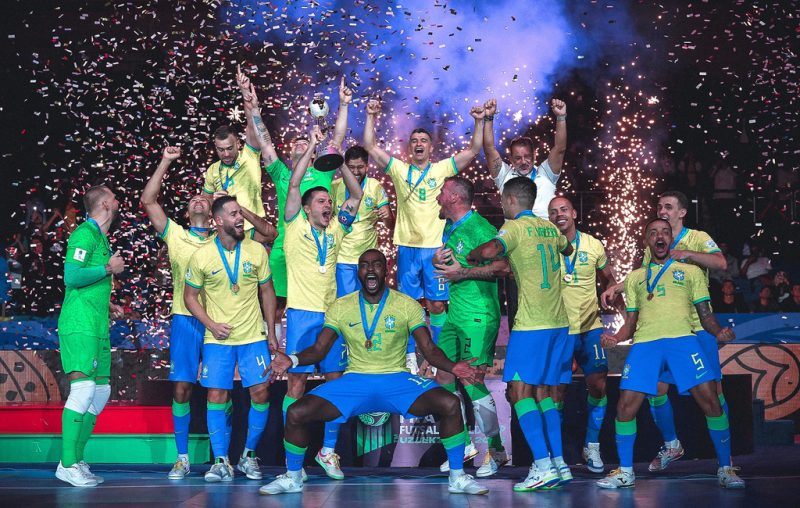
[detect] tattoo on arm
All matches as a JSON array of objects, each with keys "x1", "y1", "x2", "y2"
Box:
[
  {"x1": 490, "y1": 157, "x2": 503, "y2": 173},
  {"x1": 696, "y1": 300, "x2": 721, "y2": 335}
]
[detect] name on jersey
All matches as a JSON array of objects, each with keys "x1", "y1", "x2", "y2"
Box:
[{"x1": 525, "y1": 226, "x2": 559, "y2": 238}]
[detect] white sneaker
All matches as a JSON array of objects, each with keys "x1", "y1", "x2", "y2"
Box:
[
  {"x1": 556, "y1": 463, "x2": 573, "y2": 485},
  {"x1": 259, "y1": 474, "x2": 303, "y2": 495},
  {"x1": 513, "y1": 465, "x2": 560, "y2": 492},
  {"x1": 78, "y1": 461, "x2": 104, "y2": 484},
  {"x1": 439, "y1": 442, "x2": 479, "y2": 472},
  {"x1": 315, "y1": 450, "x2": 344, "y2": 480},
  {"x1": 168, "y1": 457, "x2": 190, "y2": 479},
  {"x1": 448, "y1": 473, "x2": 489, "y2": 495},
  {"x1": 56, "y1": 462, "x2": 98, "y2": 487},
  {"x1": 583, "y1": 443, "x2": 605, "y2": 473},
  {"x1": 476, "y1": 449, "x2": 509, "y2": 478},
  {"x1": 648, "y1": 442, "x2": 684, "y2": 472},
  {"x1": 301, "y1": 468, "x2": 308, "y2": 482},
  {"x1": 237, "y1": 454, "x2": 262, "y2": 480},
  {"x1": 597, "y1": 468, "x2": 635, "y2": 489},
  {"x1": 717, "y1": 466, "x2": 745, "y2": 489},
  {"x1": 204, "y1": 460, "x2": 234, "y2": 482}
]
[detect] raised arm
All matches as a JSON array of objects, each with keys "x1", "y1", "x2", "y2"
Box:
[
  {"x1": 363, "y1": 99, "x2": 391, "y2": 170},
  {"x1": 329, "y1": 77, "x2": 352, "y2": 150},
  {"x1": 546, "y1": 99, "x2": 567, "y2": 175},
  {"x1": 482, "y1": 99, "x2": 504, "y2": 178},
  {"x1": 140, "y1": 146, "x2": 180, "y2": 235},
  {"x1": 338, "y1": 160, "x2": 364, "y2": 219},
  {"x1": 452, "y1": 106, "x2": 485, "y2": 171},
  {"x1": 243, "y1": 82, "x2": 279, "y2": 166},
  {"x1": 284, "y1": 127, "x2": 320, "y2": 221},
  {"x1": 236, "y1": 65, "x2": 260, "y2": 150},
  {"x1": 240, "y1": 205, "x2": 277, "y2": 244}
]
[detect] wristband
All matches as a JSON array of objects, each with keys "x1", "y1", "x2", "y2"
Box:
[
  {"x1": 289, "y1": 354, "x2": 299, "y2": 368},
  {"x1": 484, "y1": 115, "x2": 494, "y2": 121},
  {"x1": 556, "y1": 115, "x2": 566, "y2": 122}
]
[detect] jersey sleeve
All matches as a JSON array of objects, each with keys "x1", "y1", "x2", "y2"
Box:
[
  {"x1": 557, "y1": 234, "x2": 569, "y2": 254},
  {"x1": 376, "y1": 184, "x2": 390, "y2": 207},
  {"x1": 159, "y1": 218, "x2": 179, "y2": 247},
  {"x1": 257, "y1": 249, "x2": 272, "y2": 284},
  {"x1": 406, "y1": 298, "x2": 427, "y2": 334},
  {"x1": 693, "y1": 230, "x2": 721, "y2": 254},
  {"x1": 243, "y1": 143, "x2": 261, "y2": 157},
  {"x1": 624, "y1": 272, "x2": 639, "y2": 312},
  {"x1": 202, "y1": 165, "x2": 218, "y2": 194},
  {"x1": 185, "y1": 251, "x2": 205, "y2": 289},
  {"x1": 64, "y1": 226, "x2": 94, "y2": 267},
  {"x1": 495, "y1": 220, "x2": 517, "y2": 254},
  {"x1": 688, "y1": 267, "x2": 711, "y2": 304},
  {"x1": 323, "y1": 298, "x2": 343, "y2": 335},
  {"x1": 595, "y1": 240, "x2": 609, "y2": 270},
  {"x1": 265, "y1": 158, "x2": 289, "y2": 182}
]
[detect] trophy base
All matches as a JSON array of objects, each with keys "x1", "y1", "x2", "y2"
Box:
[{"x1": 314, "y1": 153, "x2": 344, "y2": 172}]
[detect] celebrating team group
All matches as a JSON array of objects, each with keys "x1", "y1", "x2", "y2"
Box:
[{"x1": 55, "y1": 68, "x2": 745, "y2": 494}]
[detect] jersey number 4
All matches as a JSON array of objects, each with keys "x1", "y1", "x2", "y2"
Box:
[{"x1": 536, "y1": 243, "x2": 562, "y2": 289}]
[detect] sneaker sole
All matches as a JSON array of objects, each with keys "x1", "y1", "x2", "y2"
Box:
[
  {"x1": 237, "y1": 466, "x2": 262, "y2": 480},
  {"x1": 720, "y1": 482, "x2": 745, "y2": 489},
  {"x1": 597, "y1": 482, "x2": 635, "y2": 489},
  {"x1": 259, "y1": 487, "x2": 303, "y2": 495},
  {"x1": 648, "y1": 451, "x2": 684, "y2": 472},
  {"x1": 475, "y1": 468, "x2": 497, "y2": 478},
  {"x1": 55, "y1": 470, "x2": 97, "y2": 487},
  {"x1": 513, "y1": 477, "x2": 559, "y2": 492},
  {"x1": 314, "y1": 456, "x2": 344, "y2": 480},
  {"x1": 586, "y1": 464, "x2": 604, "y2": 474},
  {"x1": 204, "y1": 475, "x2": 233, "y2": 482},
  {"x1": 448, "y1": 487, "x2": 489, "y2": 495}
]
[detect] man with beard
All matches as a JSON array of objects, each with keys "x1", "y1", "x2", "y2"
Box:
[
  {"x1": 596, "y1": 218, "x2": 743, "y2": 490},
  {"x1": 184, "y1": 196, "x2": 278, "y2": 482},
  {"x1": 279, "y1": 126, "x2": 363, "y2": 480},
  {"x1": 363, "y1": 100, "x2": 485, "y2": 371},
  {"x1": 548, "y1": 196, "x2": 619, "y2": 473},
  {"x1": 141, "y1": 146, "x2": 276, "y2": 479},
  {"x1": 259, "y1": 249, "x2": 489, "y2": 496},
  {"x1": 601, "y1": 190, "x2": 727, "y2": 473},
  {"x1": 56, "y1": 184, "x2": 125, "y2": 487}
]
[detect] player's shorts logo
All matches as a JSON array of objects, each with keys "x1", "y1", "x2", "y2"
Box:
[
  {"x1": 673, "y1": 270, "x2": 685, "y2": 281},
  {"x1": 242, "y1": 261, "x2": 253, "y2": 274},
  {"x1": 578, "y1": 252, "x2": 589, "y2": 263},
  {"x1": 202, "y1": 365, "x2": 209, "y2": 378},
  {"x1": 622, "y1": 363, "x2": 631, "y2": 379},
  {"x1": 384, "y1": 316, "x2": 396, "y2": 330}
]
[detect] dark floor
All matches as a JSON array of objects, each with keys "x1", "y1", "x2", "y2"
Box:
[{"x1": 3, "y1": 446, "x2": 799, "y2": 508}]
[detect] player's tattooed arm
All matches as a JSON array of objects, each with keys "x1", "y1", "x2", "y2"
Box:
[
  {"x1": 434, "y1": 257, "x2": 510, "y2": 282},
  {"x1": 696, "y1": 300, "x2": 736, "y2": 342},
  {"x1": 251, "y1": 110, "x2": 278, "y2": 166},
  {"x1": 339, "y1": 160, "x2": 364, "y2": 219},
  {"x1": 240, "y1": 205, "x2": 277, "y2": 244},
  {"x1": 466, "y1": 238, "x2": 505, "y2": 265}
]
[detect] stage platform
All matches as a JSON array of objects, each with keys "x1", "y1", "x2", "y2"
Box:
[{"x1": 2, "y1": 445, "x2": 798, "y2": 508}]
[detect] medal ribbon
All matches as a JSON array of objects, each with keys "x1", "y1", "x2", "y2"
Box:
[
  {"x1": 310, "y1": 226, "x2": 328, "y2": 269},
  {"x1": 359, "y1": 288, "x2": 390, "y2": 342},
  {"x1": 646, "y1": 258, "x2": 674, "y2": 296},
  {"x1": 670, "y1": 227, "x2": 688, "y2": 249},
  {"x1": 406, "y1": 163, "x2": 432, "y2": 194},
  {"x1": 442, "y1": 210, "x2": 473, "y2": 245},
  {"x1": 563, "y1": 231, "x2": 581, "y2": 276},
  {"x1": 214, "y1": 237, "x2": 240, "y2": 289}
]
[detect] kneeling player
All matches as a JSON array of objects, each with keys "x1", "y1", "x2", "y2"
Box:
[
  {"x1": 260, "y1": 250, "x2": 489, "y2": 496},
  {"x1": 597, "y1": 218, "x2": 744, "y2": 490}
]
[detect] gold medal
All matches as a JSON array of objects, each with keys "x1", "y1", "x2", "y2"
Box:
[
  {"x1": 319, "y1": 266, "x2": 327, "y2": 274},
  {"x1": 647, "y1": 293, "x2": 654, "y2": 301},
  {"x1": 563, "y1": 273, "x2": 573, "y2": 283},
  {"x1": 231, "y1": 283, "x2": 240, "y2": 294},
  {"x1": 365, "y1": 339, "x2": 373, "y2": 350}
]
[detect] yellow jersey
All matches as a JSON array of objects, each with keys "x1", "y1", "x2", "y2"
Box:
[
  {"x1": 559, "y1": 231, "x2": 608, "y2": 334},
  {"x1": 284, "y1": 211, "x2": 350, "y2": 312},
  {"x1": 496, "y1": 212, "x2": 570, "y2": 331},
  {"x1": 642, "y1": 227, "x2": 720, "y2": 331},
  {"x1": 202, "y1": 144, "x2": 265, "y2": 230},
  {"x1": 159, "y1": 219, "x2": 216, "y2": 316},
  {"x1": 385, "y1": 157, "x2": 457, "y2": 248},
  {"x1": 331, "y1": 176, "x2": 389, "y2": 264},
  {"x1": 324, "y1": 289, "x2": 427, "y2": 374},
  {"x1": 185, "y1": 237, "x2": 271, "y2": 345},
  {"x1": 624, "y1": 261, "x2": 710, "y2": 343}
]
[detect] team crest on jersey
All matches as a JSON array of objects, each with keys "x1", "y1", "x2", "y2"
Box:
[
  {"x1": 578, "y1": 252, "x2": 589, "y2": 264},
  {"x1": 622, "y1": 363, "x2": 630, "y2": 379},
  {"x1": 242, "y1": 261, "x2": 253, "y2": 275},
  {"x1": 384, "y1": 316, "x2": 396, "y2": 330},
  {"x1": 673, "y1": 270, "x2": 685, "y2": 281},
  {"x1": 427, "y1": 178, "x2": 437, "y2": 189},
  {"x1": 456, "y1": 239, "x2": 465, "y2": 254},
  {"x1": 365, "y1": 197, "x2": 374, "y2": 208}
]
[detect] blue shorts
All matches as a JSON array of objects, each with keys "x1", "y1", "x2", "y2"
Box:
[
  {"x1": 200, "y1": 341, "x2": 271, "y2": 389},
  {"x1": 557, "y1": 333, "x2": 577, "y2": 384},
  {"x1": 286, "y1": 308, "x2": 347, "y2": 374},
  {"x1": 397, "y1": 246, "x2": 448, "y2": 301},
  {"x1": 573, "y1": 328, "x2": 609, "y2": 377},
  {"x1": 308, "y1": 372, "x2": 438, "y2": 423},
  {"x1": 659, "y1": 331, "x2": 721, "y2": 391},
  {"x1": 169, "y1": 314, "x2": 205, "y2": 383},
  {"x1": 336, "y1": 263, "x2": 361, "y2": 297},
  {"x1": 503, "y1": 327, "x2": 571, "y2": 386},
  {"x1": 621, "y1": 336, "x2": 712, "y2": 396}
]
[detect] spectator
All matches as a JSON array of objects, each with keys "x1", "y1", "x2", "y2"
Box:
[
  {"x1": 740, "y1": 244, "x2": 772, "y2": 303},
  {"x1": 774, "y1": 271, "x2": 791, "y2": 305},
  {"x1": 781, "y1": 284, "x2": 800, "y2": 312},
  {"x1": 751, "y1": 286, "x2": 781, "y2": 313},
  {"x1": 714, "y1": 279, "x2": 749, "y2": 313}
]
